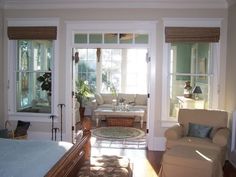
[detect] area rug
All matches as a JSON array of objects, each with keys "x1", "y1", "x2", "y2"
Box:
[
  {"x1": 91, "y1": 127, "x2": 146, "y2": 149},
  {"x1": 92, "y1": 127, "x2": 145, "y2": 140}
]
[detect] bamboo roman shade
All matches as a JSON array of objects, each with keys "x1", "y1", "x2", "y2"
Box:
[
  {"x1": 165, "y1": 27, "x2": 220, "y2": 43},
  {"x1": 7, "y1": 26, "x2": 57, "y2": 40}
]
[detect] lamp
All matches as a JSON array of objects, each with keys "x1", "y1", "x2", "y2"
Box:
[{"x1": 192, "y1": 86, "x2": 202, "y2": 100}]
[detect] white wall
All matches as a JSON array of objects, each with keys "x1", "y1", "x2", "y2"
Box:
[
  {"x1": 0, "y1": 8, "x2": 4, "y2": 127},
  {"x1": 2, "y1": 8, "x2": 228, "y2": 149},
  {"x1": 226, "y1": 4, "x2": 236, "y2": 118},
  {"x1": 226, "y1": 2, "x2": 236, "y2": 166}
]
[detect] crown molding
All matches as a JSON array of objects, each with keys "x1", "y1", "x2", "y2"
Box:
[{"x1": 1, "y1": 0, "x2": 229, "y2": 10}]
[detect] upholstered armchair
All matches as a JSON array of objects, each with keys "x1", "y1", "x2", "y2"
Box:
[{"x1": 165, "y1": 109, "x2": 230, "y2": 166}]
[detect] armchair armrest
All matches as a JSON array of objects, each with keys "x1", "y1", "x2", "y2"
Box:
[
  {"x1": 212, "y1": 128, "x2": 230, "y2": 147},
  {"x1": 165, "y1": 124, "x2": 184, "y2": 140}
]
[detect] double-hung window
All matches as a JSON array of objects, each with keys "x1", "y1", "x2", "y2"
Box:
[
  {"x1": 16, "y1": 40, "x2": 53, "y2": 113},
  {"x1": 7, "y1": 25, "x2": 57, "y2": 115},
  {"x1": 163, "y1": 26, "x2": 220, "y2": 122}
]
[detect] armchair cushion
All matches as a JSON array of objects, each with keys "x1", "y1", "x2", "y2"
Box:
[
  {"x1": 187, "y1": 122, "x2": 212, "y2": 138},
  {"x1": 178, "y1": 109, "x2": 228, "y2": 136},
  {"x1": 165, "y1": 109, "x2": 229, "y2": 165},
  {"x1": 165, "y1": 124, "x2": 184, "y2": 140},
  {"x1": 213, "y1": 128, "x2": 230, "y2": 147}
]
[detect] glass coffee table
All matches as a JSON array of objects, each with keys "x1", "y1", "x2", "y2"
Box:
[{"x1": 93, "y1": 107, "x2": 145, "y2": 128}]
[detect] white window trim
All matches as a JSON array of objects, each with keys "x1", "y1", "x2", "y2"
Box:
[
  {"x1": 7, "y1": 18, "x2": 60, "y2": 122},
  {"x1": 161, "y1": 18, "x2": 222, "y2": 127},
  {"x1": 65, "y1": 21, "x2": 157, "y2": 147}
]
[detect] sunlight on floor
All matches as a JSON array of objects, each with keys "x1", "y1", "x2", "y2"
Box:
[{"x1": 91, "y1": 147, "x2": 159, "y2": 177}]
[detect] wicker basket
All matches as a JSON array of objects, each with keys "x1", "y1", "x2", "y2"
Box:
[{"x1": 106, "y1": 117, "x2": 134, "y2": 127}]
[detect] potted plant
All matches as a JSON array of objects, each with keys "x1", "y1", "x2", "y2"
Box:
[
  {"x1": 75, "y1": 79, "x2": 93, "y2": 121},
  {"x1": 37, "y1": 72, "x2": 52, "y2": 104}
]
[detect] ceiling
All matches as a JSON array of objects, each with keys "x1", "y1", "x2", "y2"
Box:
[{"x1": 0, "y1": 0, "x2": 234, "y2": 9}]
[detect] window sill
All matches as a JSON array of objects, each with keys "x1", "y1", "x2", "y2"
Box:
[{"x1": 8, "y1": 112, "x2": 59, "y2": 122}]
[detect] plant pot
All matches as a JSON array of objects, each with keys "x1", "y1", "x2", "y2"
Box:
[{"x1": 79, "y1": 107, "x2": 85, "y2": 122}]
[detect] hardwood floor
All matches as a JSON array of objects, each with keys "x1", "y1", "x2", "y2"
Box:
[
  {"x1": 85, "y1": 119, "x2": 236, "y2": 177},
  {"x1": 91, "y1": 147, "x2": 236, "y2": 177}
]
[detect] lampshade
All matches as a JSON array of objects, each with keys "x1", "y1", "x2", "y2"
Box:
[{"x1": 192, "y1": 86, "x2": 202, "y2": 94}]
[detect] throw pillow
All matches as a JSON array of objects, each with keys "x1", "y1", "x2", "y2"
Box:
[
  {"x1": 14, "y1": 120, "x2": 30, "y2": 137},
  {"x1": 135, "y1": 94, "x2": 147, "y2": 105},
  {"x1": 95, "y1": 93, "x2": 104, "y2": 105},
  {"x1": 187, "y1": 122, "x2": 212, "y2": 138}
]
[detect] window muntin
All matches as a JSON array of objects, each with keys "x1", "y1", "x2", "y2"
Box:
[
  {"x1": 169, "y1": 42, "x2": 212, "y2": 119},
  {"x1": 16, "y1": 40, "x2": 53, "y2": 113}
]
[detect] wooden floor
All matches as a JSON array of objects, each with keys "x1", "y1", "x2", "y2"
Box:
[
  {"x1": 91, "y1": 147, "x2": 236, "y2": 177},
  {"x1": 86, "y1": 119, "x2": 236, "y2": 177}
]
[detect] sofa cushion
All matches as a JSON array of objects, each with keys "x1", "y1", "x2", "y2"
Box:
[
  {"x1": 118, "y1": 93, "x2": 135, "y2": 104},
  {"x1": 135, "y1": 94, "x2": 147, "y2": 105},
  {"x1": 187, "y1": 123, "x2": 212, "y2": 138},
  {"x1": 95, "y1": 93, "x2": 104, "y2": 105},
  {"x1": 100, "y1": 94, "x2": 114, "y2": 104}
]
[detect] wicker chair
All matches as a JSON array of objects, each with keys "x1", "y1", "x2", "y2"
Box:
[{"x1": 5, "y1": 120, "x2": 30, "y2": 139}]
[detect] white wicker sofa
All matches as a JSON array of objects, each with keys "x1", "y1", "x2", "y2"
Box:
[{"x1": 92, "y1": 93, "x2": 147, "y2": 122}]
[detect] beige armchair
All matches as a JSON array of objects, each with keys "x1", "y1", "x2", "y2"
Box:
[{"x1": 165, "y1": 109, "x2": 230, "y2": 165}]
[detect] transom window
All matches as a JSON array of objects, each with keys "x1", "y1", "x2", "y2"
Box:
[{"x1": 74, "y1": 33, "x2": 149, "y2": 44}]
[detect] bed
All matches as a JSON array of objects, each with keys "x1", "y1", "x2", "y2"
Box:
[{"x1": 0, "y1": 134, "x2": 89, "y2": 177}]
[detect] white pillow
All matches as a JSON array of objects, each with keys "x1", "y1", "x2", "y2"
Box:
[
  {"x1": 135, "y1": 94, "x2": 147, "y2": 105},
  {"x1": 95, "y1": 93, "x2": 104, "y2": 105},
  {"x1": 101, "y1": 93, "x2": 114, "y2": 104}
]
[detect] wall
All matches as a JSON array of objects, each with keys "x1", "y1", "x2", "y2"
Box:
[
  {"x1": 2, "y1": 7, "x2": 228, "y2": 149},
  {"x1": 226, "y1": 3, "x2": 236, "y2": 118},
  {"x1": 226, "y1": 2, "x2": 236, "y2": 166},
  {"x1": 0, "y1": 8, "x2": 3, "y2": 127}
]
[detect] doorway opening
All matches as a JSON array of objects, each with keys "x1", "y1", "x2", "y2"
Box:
[{"x1": 72, "y1": 48, "x2": 149, "y2": 148}]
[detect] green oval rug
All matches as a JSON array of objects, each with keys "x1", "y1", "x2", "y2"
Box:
[{"x1": 92, "y1": 127, "x2": 145, "y2": 140}]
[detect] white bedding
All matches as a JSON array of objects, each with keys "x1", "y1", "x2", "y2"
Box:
[{"x1": 0, "y1": 138, "x2": 73, "y2": 177}]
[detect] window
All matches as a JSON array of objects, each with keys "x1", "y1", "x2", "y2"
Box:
[
  {"x1": 169, "y1": 42, "x2": 212, "y2": 119},
  {"x1": 74, "y1": 48, "x2": 148, "y2": 96},
  {"x1": 16, "y1": 40, "x2": 53, "y2": 113},
  {"x1": 162, "y1": 24, "x2": 220, "y2": 122},
  {"x1": 76, "y1": 49, "x2": 97, "y2": 93},
  {"x1": 7, "y1": 22, "x2": 58, "y2": 117}
]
